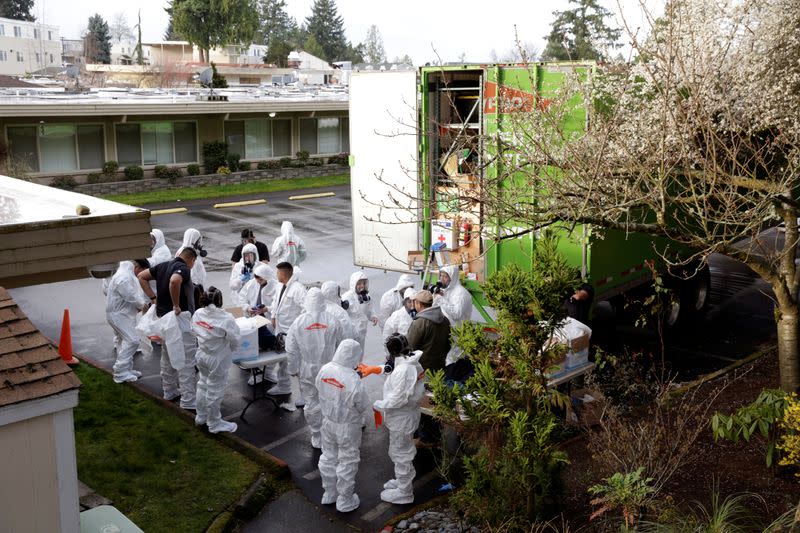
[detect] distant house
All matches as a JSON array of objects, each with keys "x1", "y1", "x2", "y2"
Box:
[{"x1": 0, "y1": 16, "x2": 61, "y2": 76}]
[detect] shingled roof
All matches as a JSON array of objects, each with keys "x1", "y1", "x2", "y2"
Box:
[{"x1": 0, "y1": 287, "x2": 81, "y2": 408}]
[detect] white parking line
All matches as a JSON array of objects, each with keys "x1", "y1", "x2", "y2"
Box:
[
  {"x1": 302, "y1": 469, "x2": 320, "y2": 480},
  {"x1": 360, "y1": 502, "x2": 392, "y2": 522},
  {"x1": 260, "y1": 427, "x2": 308, "y2": 451}
]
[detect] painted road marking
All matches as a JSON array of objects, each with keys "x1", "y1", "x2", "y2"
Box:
[
  {"x1": 261, "y1": 426, "x2": 308, "y2": 451},
  {"x1": 288, "y1": 192, "x2": 336, "y2": 201},
  {"x1": 360, "y1": 502, "x2": 392, "y2": 522},
  {"x1": 150, "y1": 207, "x2": 187, "y2": 215},
  {"x1": 213, "y1": 199, "x2": 267, "y2": 209},
  {"x1": 302, "y1": 469, "x2": 320, "y2": 480}
]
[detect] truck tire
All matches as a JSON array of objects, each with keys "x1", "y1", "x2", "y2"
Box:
[
  {"x1": 661, "y1": 289, "x2": 682, "y2": 328},
  {"x1": 682, "y1": 265, "x2": 711, "y2": 313}
]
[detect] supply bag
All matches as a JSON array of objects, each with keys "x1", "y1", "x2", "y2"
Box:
[
  {"x1": 232, "y1": 316, "x2": 260, "y2": 361},
  {"x1": 158, "y1": 311, "x2": 192, "y2": 370}
]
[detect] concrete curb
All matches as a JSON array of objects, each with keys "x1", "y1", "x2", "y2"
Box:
[
  {"x1": 150, "y1": 207, "x2": 188, "y2": 216},
  {"x1": 288, "y1": 192, "x2": 336, "y2": 201},
  {"x1": 669, "y1": 344, "x2": 775, "y2": 397}
]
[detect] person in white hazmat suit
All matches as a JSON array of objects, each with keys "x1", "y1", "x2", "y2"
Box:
[
  {"x1": 268, "y1": 262, "x2": 307, "y2": 395},
  {"x1": 271, "y1": 221, "x2": 307, "y2": 267},
  {"x1": 239, "y1": 263, "x2": 278, "y2": 351},
  {"x1": 433, "y1": 265, "x2": 473, "y2": 366},
  {"x1": 359, "y1": 344, "x2": 426, "y2": 505},
  {"x1": 378, "y1": 274, "x2": 416, "y2": 328},
  {"x1": 320, "y1": 281, "x2": 357, "y2": 342},
  {"x1": 286, "y1": 288, "x2": 345, "y2": 448},
  {"x1": 106, "y1": 259, "x2": 150, "y2": 383},
  {"x1": 176, "y1": 228, "x2": 208, "y2": 289},
  {"x1": 315, "y1": 339, "x2": 369, "y2": 512},
  {"x1": 192, "y1": 287, "x2": 241, "y2": 433},
  {"x1": 382, "y1": 288, "x2": 417, "y2": 343},
  {"x1": 229, "y1": 242, "x2": 259, "y2": 304},
  {"x1": 148, "y1": 229, "x2": 172, "y2": 267},
  {"x1": 341, "y1": 271, "x2": 378, "y2": 353}
]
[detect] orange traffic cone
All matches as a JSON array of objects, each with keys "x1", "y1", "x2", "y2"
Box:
[{"x1": 58, "y1": 309, "x2": 79, "y2": 366}]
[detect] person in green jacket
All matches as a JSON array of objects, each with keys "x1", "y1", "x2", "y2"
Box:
[{"x1": 404, "y1": 290, "x2": 451, "y2": 372}]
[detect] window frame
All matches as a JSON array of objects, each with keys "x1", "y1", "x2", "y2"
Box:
[
  {"x1": 223, "y1": 118, "x2": 292, "y2": 160},
  {"x1": 299, "y1": 116, "x2": 349, "y2": 156},
  {"x1": 0, "y1": 51, "x2": 7, "y2": 62},
  {"x1": 13, "y1": 26, "x2": 21, "y2": 38},
  {"x1": 113, "y1": 120, "x2": 200, "y2": 167},
  {"x1": 0, "y1": 25, "x2": 5, "y2": 36},
  {"x1": 5, "y1": 122, "x2": 108, "y2": 174}
]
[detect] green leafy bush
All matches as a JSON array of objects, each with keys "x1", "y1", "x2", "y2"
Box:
[
  {"x1": 86, "y1": 172, "x2": 102, "y2": 184},
  {"x1": 202, "y1": 141, "x2": 228, "y2": 174},
  {"x1": 588, "y1": 468, "x2": 654, "y2": 528},
  {"x1": 327, "y1": 152, "x2": 349, "y2": 165},
  {"x1": 295, "y1": 150, "x2": 310, "y2": 162},
  {"x1": 153, "y1": 165, "x2": 168, "y2": 179},
  {"x1": 102, "y1": 160, "x2": 119, "y2": 176},
  {"x1": 238, "y1": 160, "x2": 251, "y2": 171},
  {"x1": 279, "y1": 157, "x2": 292, "y2": 167},
  {"x1": 123, "y1": 165, "x2": 144, "y2": 181},
  {"x1": 216, "y1": 166, "x2": 231, "y2": 176},
  {"x1": 307, "y1": 158, "x2": 323, "y2": 167},
  {"x1": 186, "y1": 163, "x2": 201, "y2": 176},
  {"x1": 50, "y1": 175, "x2": 77, "y2": 189},
  {"x1": 226, "y1": 153, "x2": 241, "y2": 172},
  {"x1": 154, "y1": 166, "x2": 182, "y2": 183}
]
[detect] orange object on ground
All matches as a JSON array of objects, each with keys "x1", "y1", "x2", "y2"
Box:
[
  {"x1": 373, "y1": 408, "x2": 383, "y2": 428},
  {"x1": 58, "y1": 309, "x2": 79, "y2": 365}
]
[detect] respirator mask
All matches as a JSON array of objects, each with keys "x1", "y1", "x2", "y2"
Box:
[
  {"x1": 383, "y1": 333, "x2": 409, "y2": 374},
  {"x1": 194, "y1": 241, "x2": 208, "y2": 258}
]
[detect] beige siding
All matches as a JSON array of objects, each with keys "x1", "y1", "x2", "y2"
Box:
[{"x1": 0, "y1": 413, "x2": 65, "y2": 532}]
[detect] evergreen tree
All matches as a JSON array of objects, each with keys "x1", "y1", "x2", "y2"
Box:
[
  {"x1": 542, "y1": 0, "x2": 620, "y2": 61},
  {"x1": 363, "y1": 25, "x2": 385, "y2": 64},
  {"x1": 302, "y1": 33, "x2": 326, "y2": 60},
  {"x1": 304, "y1": 0, "x2": 348, "y2": 61},
  {"x1": 163, "y1": 2, "x2": 183, "y2": 41},
  {"x1": 172, "y1": 0, "x2": 259, "y2": 64},
  {"x1": 258, "y1": 0, "x2": 300, "y2": 66},
  {"x1": 0, "y1": 0, "x2": 35, "y2": 22},
  {"x1": 85, "y1": 14, "x2": 112, "y2": 64}
]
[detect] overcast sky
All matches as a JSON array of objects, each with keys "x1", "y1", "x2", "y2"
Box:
[{"x1": 34, "y1": 0, "x2": 657, "y2": 64}]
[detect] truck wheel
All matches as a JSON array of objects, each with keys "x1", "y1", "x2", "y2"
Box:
[
  {"x1": 683, "y1": 266, "x2": 711, "y2": 313},
  {"x1": 662, "y1": 290, "x2": 682, "y2": 328}
]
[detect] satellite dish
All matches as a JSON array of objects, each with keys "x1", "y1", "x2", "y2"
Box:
[
  {"x1": 65, "y1": 66, "x2": 79, "y2": 79},
  {"x1": 199, "y1": 67, "x2": 213, "y2": 87}
]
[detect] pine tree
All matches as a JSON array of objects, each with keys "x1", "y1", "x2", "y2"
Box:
[
  {"x1": 304, "y1": 0, "x2": 348, "y2": 61},
  {"x1": 172, "y1": 0, "x2": 259, "y2": 64},
  {"x1": 258, "y1": 0, "x2": 300, "y2": 66},
  {"x1": 0, "y1": 0, "x2": 35, "y2": 21},
  {"x1": 542, "y1": 0, "x2": 620, "y2": 61},
  {"x1": 163, "y1": 2, "x2": 183, "y2": 41},
  {"x1": 363, "y1": 24, "x2": 385, "y2": 64},
  {"x1": 85, "y1": 14, "x2": 112, "y2": 64},
  {"x1": 302, "y1": 33, "x2": 325, "y2": 61}
]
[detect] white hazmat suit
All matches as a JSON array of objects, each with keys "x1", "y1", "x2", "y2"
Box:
[
  {"x1": 271, "y1": 221, "x2": 307, "y2": 266},
  {"x1": 286, "y1": 288, "x2": 344, "y2": 448},
  {"x1": 434, "y1": 264, "x2": 473, "y2": 365},
  {"x1": 192, "y1": 304, "x2": 241, "y2": 433},
  {"x1": 269, "y1": 270, "x2": 307, "y2": 394},
  {"x1": 378, "y1": 274, "x2": 416, "y2": 327},
  {"x1": 382, "y1": 287, "x2": 416, "y2": 345},
  {"x1": 316, "y1": 339, "x2": 369, "y2": 512},
  {"x1": 106, "y1": 261, "x2": 148, "y2": 383},
  {"x1": 320, "y1": 281, "x2": 357, "y2": 342},
  {"x1": 148, "y1": 229, "x2": 172, "y2": 267},
  {"x1": 176, "y1": 228, "x2": 207, "y2": 288},
  {"x1": 341, "y1": 271, "x2": 377, "y2": 353},
  {"x1": 373, "y1": 350, "x2": 426, "y2": 504},
  {"x1": 238, "y1": 263, "x2": 277, "y2": 320},
  {"x1": 229, "y1": 242, "x2": 259, "y2": 303}
]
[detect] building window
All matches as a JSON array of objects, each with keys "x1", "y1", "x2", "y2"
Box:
[
  {"x1": 299, "y1": 117, "x2": 349, "y2": 155},
  {"x1": 35, "y1": 52, "x2": 40, "y2": 63},
  {"x1": 13, "y1": 26, "x2": 21, "y2": 37},
  {"x1": 224, "y1": 119, "x2": 291, "y2": 160},
  {"x1": 34, "y1": 28, "x2": 40, "y2": 40},
  {"x1": 115, "y1": 121, "x2": 197, "y2": 166},
  {"x1": 49, "y1": 53, "x2": 53, "y2": 63},
  {"x1": 7, "y1": 124, "x2": 106, "y2": 173},
  {"x1": 16, "y1": 52, "x2": 23, "y2": 62},
  {"x1": 0, "y1": 25, "x2": 5, "y2": 36},
  {"x1": 48, "y1": 30, "x2": 52, "y2": 41},
  {"x1": 0, "y1": 51, "x2": 7, "y2": 62}
]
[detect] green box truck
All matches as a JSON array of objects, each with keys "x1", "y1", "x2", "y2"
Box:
[{"x1": 349, "y1": 63, "x2": 710, "y2": 324}]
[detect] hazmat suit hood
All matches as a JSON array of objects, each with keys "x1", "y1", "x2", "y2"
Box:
[
  {"x1": 403, "y1": 287, "x2": 416, "y2": 300},
  {"x1": 180, "y1": 228, "x2": 203, "y2": 250},
  {"x1": 117, "y1": 260, "x2": 135, "y2": 277},
  {"x1": 332, "y1": 338, "x2": 362, "y2": 368},
  {"x1": 151, "y1": 229, "x2": 166, "y2": 250},
  {"x1": 280, "y1": 221, "x2": 295, "y2": 240},
  {"x1": 321, "y1": 281, "x2": 340, "y2": 304},
  {"x1": 254, "y1": 263, "x2": 273, "y2": 281},
  {"x1": 394, "y1": 273, "x2": 416, "y2": 292},
  {"x1": 241, "y1": 242, "x2": 259, "y2": 263},
  {"x1": 398, "y1": 349, "x2": 423, "y2": 366},
  {"x1": 304, "y1": 287, "x2": 325, "y2": 314},
  {"x1": 440, "y1": 265, "x2": 461, "y2": 289},
  {"x1": 348, "y1": 271, "x2": 368, "y2": 293}
]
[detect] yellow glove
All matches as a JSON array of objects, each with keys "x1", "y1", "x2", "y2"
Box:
[{"x1": 357, "y1": 364, "x2": 382, "y2": 378}]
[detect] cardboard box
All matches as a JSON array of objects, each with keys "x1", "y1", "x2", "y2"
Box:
[
  {"x1": 547, "y1": 318, "x2": 592, "y2": 375},
  {"x1": 232, "y1": 316, "x2": 266, "y2": 360},
  {"x1": 408, "y1": 250, "x2": 427, "y2": 272},
  {"x1": 226, "y1": 306, "x2": 244, "y2": 318}
]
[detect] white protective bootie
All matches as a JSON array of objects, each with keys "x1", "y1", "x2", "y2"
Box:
[
  {"x1": 209, "y1": 420, "x2": 238, "y2": 434},
  {"x1": 113, "y1": 372, "x2": 138, "y2": 384},
  {"x1": 267, "y1": 383, "x2": 292, "y2": 395},
  {"x1": 321, "y1": 491, "x2": 337, "y2": 505},
  {"x1": 383, "y1": 479, "x2": 398, "y2": 490},
  {"x1": 380, "y1": 488, "x2": 413, "y2": 505},
  {"x1": 336, "y1": 493, "x2": 360, "y2": 513}
]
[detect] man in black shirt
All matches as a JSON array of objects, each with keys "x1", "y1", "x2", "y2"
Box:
[
  {"x1": 138, "y1": 247, "x2": 199, "y2": 409},
  {"x1": 231, "y1": 228, "x2": 270, "y2": 264}
]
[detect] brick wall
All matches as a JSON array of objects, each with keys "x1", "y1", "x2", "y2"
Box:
[{"x1": 74, "y1": 164, "x2": 350, "y2": 196}]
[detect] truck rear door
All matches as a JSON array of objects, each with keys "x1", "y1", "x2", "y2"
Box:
[{"x1": 349, "y1": 70, "x2": 420, "y2": 272}]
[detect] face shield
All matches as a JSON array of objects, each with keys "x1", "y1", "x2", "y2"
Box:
[{"x1": 356, "y1": 279, "x2": 370, "y2": 303}]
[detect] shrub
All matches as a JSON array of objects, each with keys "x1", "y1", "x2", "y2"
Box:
[
  {"x1": 238, "y1": 160, "x2": 252, "y2": 171},
  {"x1": 154, "y1": 167, "x2": 182, "y2": 183},
  {"x1": 217, "y1": 166, "x2": 231, "y2": 175},
  {"x1": 588, "y1": 468, "x2": 654, "y2": 528},
  {"x1": 328, "y1": 152, "x2": 349, "y2": 165},
  {"x1": 101, "y1": 160, "x2": 119, "y2": 176},
  {"x1": 124, "y1": 165, "x2": 144, "y2": 180},
  {"x1": 256, "y1": 161, "x2": 269, "y2": 170},
  {"x1": 290, "y1": 159, "x2": 307, "y2": 168},
  {"x1": 202, "y1": 141, "x2": 228, "y2": 174},
  {"x1": 153, "y1": 165, "x2": 168, "y2": 179},
  {"x1": 86, "y1": 172, "x2": 102, "y2": 184},
  {"x1": 307, "y1": 158, "x2": 323, "y2": 167},
  {"x1": 279, "y1": 157, "x2": 292, "y2": 167},
  {"x1": 295, "y1": 150, "x2": 310, "y2": 162},
  {"x1": 778, "y1": 394, "x2": 800, "y2": 477},
  {"x1": 50, "y1": 175, "x2": 77, "y2": 189},
  {"x1": 226, "y1": 153, "x2": 241, "y2": 172},
  {"x1": 186, "y1": 163, "x2": 201, "y2": 176}
]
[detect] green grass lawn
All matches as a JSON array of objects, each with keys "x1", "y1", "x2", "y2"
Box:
[
  {"x1": 103, "y1": 174, "x2": 350, "y2": 206},
  {"x1": 73, "y1": 363, "x2": 268, "y2": 532}
]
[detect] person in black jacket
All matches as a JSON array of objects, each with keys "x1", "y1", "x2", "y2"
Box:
[{"x1": 230, "y1": 228, "x2": 270, "y2": 264}]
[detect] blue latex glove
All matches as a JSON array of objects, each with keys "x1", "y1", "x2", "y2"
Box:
[{"x1": 239, "y1": 273, "x2": 251, "y2": 282}]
